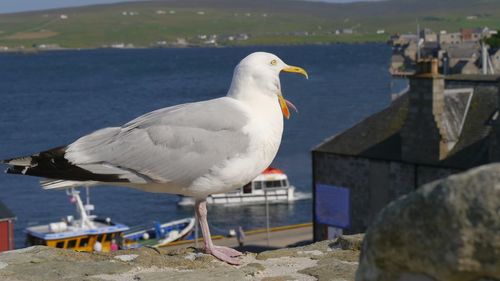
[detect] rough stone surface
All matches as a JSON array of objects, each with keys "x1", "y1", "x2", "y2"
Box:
[
  {"x1": 0, "y1": 235, "x2": 362, "y2": 281},
  {"x1": 356, "y1": 164, "x2": 500, "y2": 281}
]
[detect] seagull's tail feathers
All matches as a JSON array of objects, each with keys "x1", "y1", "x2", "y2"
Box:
[
  {"x1": 2, "y1": 146, "x2": 130, "y2": 184},
  {"x1": 2, "y1": 147, "x2": 67, "y2": 176}
]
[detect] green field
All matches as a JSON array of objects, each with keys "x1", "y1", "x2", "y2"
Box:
[{"x1": 0, "y1": 0, "x2": 500, "y2": 49}]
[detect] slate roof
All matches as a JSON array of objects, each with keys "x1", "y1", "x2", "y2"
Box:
[
  {"x1": 445, "y1": 45, "x2": 479, "y2": 59},
  {"x1": 314, "y1": 76, "x2": 500, "y2": 170},
  {"x1": 444, "y1": 86, "x2": 498, "y2": 167},
  {"x1": 0, "y1": 200, "x2": 15, "y2": 220},
  {"x1": 451, "y1": 60, "x2": 478, "y2": 74},
  {"x1": 314, "y1": 93, "x2": 408, "y2": 161}
]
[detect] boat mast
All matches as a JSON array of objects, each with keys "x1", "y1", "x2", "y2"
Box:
[{"x1": 67, "y1": 188, "x2": 96, "y2": 229}]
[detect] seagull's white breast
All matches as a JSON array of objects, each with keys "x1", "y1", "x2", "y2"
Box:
[{"x1": 186, "y1": 94, "x2": 284, "y2": 198}]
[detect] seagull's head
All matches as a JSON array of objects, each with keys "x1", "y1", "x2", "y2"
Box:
[{"x1": 228, "y1": 52, "x2": 308, "y2": 119}]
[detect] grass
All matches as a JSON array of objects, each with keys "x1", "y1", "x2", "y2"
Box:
[{"x1": 0, "y1": 0, "x2": 499, "y2": 49}]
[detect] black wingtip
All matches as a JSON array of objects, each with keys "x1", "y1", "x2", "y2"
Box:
[{"x1": 4, "y1": 166, "x2": 24, "y2": 175}]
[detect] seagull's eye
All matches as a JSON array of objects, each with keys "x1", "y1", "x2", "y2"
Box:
[{"x1": 270, "y1": 59, "x2": 277, "y2": 66}]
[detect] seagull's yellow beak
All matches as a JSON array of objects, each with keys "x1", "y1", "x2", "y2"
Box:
[
  {"x1": 281, "y1": 65, "x2": 309, "y2": 79},
  {"x1": 279, "y1": 65, "x2": 308, "y2": 119}
]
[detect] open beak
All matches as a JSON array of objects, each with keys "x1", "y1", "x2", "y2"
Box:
[{"x1": 279, "y1": 65, "x2": 308, "y2": 119}]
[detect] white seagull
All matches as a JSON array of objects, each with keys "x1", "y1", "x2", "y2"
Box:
[{"x1": 1, "y1": 52, "x2": 308, "y2": 265}]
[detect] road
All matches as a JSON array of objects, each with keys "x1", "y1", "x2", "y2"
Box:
[{"x1": 163, "y1": 223, "x2": 313, "y2": 253}]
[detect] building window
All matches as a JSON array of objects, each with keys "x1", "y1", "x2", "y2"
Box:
[{"x1": 56, "y1": 241, "x2": 65, "y2": 248}]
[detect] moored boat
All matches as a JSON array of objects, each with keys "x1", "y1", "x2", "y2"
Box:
[
  {"x1": 25, "y1": 188, "x2": 130, "y2": 252},
  {"x1": 123, "y1": 217, "x2": 195, "y2": 249},
  {"x1": 177, "y1": 167, "x2": 300, "y2": 206},
  {"x1": 25, "y1": 187, "x2": 195, "y2": 251}
]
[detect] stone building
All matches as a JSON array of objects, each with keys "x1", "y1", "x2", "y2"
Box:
[
  {"x1": 312, "y1": 60, "x2": 500, "y2": 241},
  {"x1": 444, "y1": 43, "x2": 480, "y2": 73},
  {"x1": 439, "y1": 32, "x2": 462, "y2": 46},
  {"x1": 420, "y1": 28, "x2": 437, "y2": 42},
  {"x1": 450, "y1": 59, "x2": 480, "y2": 75}
]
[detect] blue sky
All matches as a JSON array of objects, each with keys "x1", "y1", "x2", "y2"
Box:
[{"x1": 0, "y1": 0, "x2": 383, "y2": 14}]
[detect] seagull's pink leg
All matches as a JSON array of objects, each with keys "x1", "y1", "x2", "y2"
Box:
[
  {"x1": 214, "y1": 245, "x2": 243, "y2": 257},
  {"x1": 195, "y1": 199, "x2": 242, "y2": 265}
]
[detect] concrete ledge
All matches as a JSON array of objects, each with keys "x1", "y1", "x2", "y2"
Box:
[{"x1": 0, "y1": 235, "x2": 362, "y2": 281}]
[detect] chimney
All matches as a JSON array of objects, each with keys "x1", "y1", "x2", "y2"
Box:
[{"x1": 401, "y1": 59, "x2": 448, "y2": 164}]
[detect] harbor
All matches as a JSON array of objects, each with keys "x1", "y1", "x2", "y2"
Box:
[
  {"x1": 0, "y1": 44, "x2": 391, "y2": 250},
  {"x1": 0, "y1": 0, "x2": 499, "y2": 278}
]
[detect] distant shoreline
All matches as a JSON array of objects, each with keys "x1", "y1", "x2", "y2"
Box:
[
  {"x1": 1, "y1": 0, "x2": 499, "y2": 56},
  {"x1": 0, "y1": 40, "x2": 387, "y2": 54}
]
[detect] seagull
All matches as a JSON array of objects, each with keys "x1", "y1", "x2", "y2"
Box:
[{"x1": 1, "y1": 52, "x2": 308, "y2": 265}]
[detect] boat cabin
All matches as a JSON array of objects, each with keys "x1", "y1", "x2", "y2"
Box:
[{"x1": 26, "y1": 218, "x2": 129, "y2": 252}]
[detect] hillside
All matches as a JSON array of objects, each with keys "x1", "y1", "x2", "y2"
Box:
[{"x1": 0, "y1": 0, "x2": 499, "y2": 49}]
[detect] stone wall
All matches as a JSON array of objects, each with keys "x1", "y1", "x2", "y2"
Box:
[
  {"x1": 0, "y1": 235, "x2": 363, "y2": 281},
  {"x1": 313, "y1": 153, "x2": 458, "y2": 240}
]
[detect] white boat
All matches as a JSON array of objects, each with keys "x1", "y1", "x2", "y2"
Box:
[
  {"x1": 177, "y1": 167, "x2": 301, "y2": 206},
  {"x1": 123, "y1": 217, "x2": 195, "y2": 249}
]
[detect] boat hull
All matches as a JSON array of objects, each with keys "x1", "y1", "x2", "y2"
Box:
[
  {"x1": 123, "y1": 217, "x2": 195, "y2": 248},
  {"x1": 178, "y1": 186, "x2": 296, "y2": 206}
]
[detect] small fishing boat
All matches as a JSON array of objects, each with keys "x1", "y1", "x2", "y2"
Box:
[
  {"x1": 123, "y1": 217, "x2": 195, "y2": 249},
  {"x1": 177, "y1": 167, "x2": 301, "y2": 206},
  {"x1": 25, "y1": 187, "x2": 195, "y2": 251},
  {"x1": 25, "y1": 188, "x2": 130, "y2": 252}
]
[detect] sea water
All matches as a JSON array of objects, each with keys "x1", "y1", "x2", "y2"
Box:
[{"x1": 0, "y1": 44, "x2": 394, "y2": 248}]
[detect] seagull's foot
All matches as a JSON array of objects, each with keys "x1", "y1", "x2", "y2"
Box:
[
  {"x1": 214, "y1": 246, "x2": 243, "y2": 257},
  {"x1": 205, "y1": 246, "x2": 242, "y2": 265}
]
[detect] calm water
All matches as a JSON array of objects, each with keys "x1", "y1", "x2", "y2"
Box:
[{"x1": 0, "y1": 45, "x2": 393, "y2": 248}]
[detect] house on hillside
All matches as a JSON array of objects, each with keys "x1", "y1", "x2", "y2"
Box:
[
  {"x1": 0, "y1": 200, "x2": 15, "y2": 252},
  {"x1": 439, "y1": 32, "x2": 462, "y2": 46},
  {"x1": 443, "y1": 44, "x2": 480, "y2": 74},
  {"x1": 420, "y1": 28, "x2": 437, "y2": 42},
  {"x1": 312, "y1": 60, "x2": 500, "y2": 240}
]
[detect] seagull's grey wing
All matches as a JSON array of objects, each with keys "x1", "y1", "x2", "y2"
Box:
[{"x1": 64, "y1": 97, "x2": 250, "y2": 186}]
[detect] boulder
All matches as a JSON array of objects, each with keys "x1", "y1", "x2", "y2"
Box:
[{"x1": 356, "y1": 164, "x2": 500, "y2": 281}]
